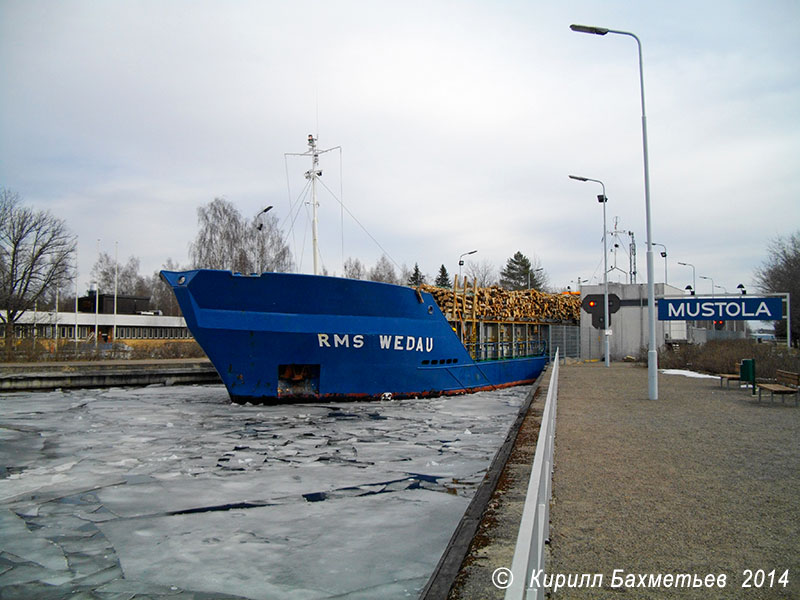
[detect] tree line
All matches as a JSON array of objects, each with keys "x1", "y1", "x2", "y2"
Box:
[
  {"x1": 185, "y1": 197, "x2": 552, "y2": 292},
  {"x1": 3, "y1": 188, "x2": 798, "y2": 349}
]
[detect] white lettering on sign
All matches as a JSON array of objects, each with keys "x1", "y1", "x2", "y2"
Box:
[
  {"x1": 320, "y1": 333, "x2": 432, "y2": 352},
  {"x1": 668, "y1": 304, "x2": 685, "y2": 318},
  {"x1": 664, "y1": 300, "x2": 775, "y2": 320}
]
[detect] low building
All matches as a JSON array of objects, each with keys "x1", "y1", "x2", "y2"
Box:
[
  {"x1": 2, "y1": 310, "x2": 191, "y2": 345},
  {"x1": 77, "y1": 291, "x2": 153, "y2": 315}
]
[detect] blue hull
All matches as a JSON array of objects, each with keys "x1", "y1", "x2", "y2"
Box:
[{"x1": 161, "y1": 270, "x2": 547, "y2": 402}]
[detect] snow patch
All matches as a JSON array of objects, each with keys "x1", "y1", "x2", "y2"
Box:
[{"x1": 660, "y1": 369, "x2": 718, "y2": 380}]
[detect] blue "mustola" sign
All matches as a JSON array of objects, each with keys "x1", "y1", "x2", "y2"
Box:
[{"x1": 658, "y1": 297, "x2": 783, "y2": 321}]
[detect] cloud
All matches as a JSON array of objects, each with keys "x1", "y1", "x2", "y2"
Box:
[{"x1": 1, "y1": 0, "x2": 798, "y2": 295}]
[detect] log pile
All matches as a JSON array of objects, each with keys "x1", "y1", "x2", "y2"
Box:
[{"x1": 419, "y1": 280, "x2": 580, "y2": 323}]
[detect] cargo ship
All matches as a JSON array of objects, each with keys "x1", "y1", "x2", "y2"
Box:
[
  {"x1": 161, "y1": 135, "x2": 551, "y2": 402},
  {"x1": 160, "y1": 268, "x2": 549, "y2": 402}
]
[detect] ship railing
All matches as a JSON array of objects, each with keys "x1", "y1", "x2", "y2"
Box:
[
  {"x1": 505, "y1": 347, "x2": 559, "y2": 600},
  {"x1": 467, "y1": 340, "x2": 547, "y2": 362}
]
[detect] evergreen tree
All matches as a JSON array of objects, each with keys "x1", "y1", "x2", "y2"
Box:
[
  {"x1": 407, "y1": 262, "x2": 425, "y2": 287},
  {"x1": 435, "y1": 264, "x2": 451, "y2": 288},
  {"x1": 499, "y1": 251, "x2": 531, "y2": 290},
  {"x1": 499, "y1": 251, "x2": 547, "y2": 291}
]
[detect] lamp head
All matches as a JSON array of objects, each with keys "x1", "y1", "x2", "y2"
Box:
[{"x1": 570, "y1": 24, "x2": 609, "y2": 35}]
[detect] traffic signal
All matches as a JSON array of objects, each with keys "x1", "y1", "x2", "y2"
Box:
[
  {"x1": 581, "y1": 294, "x2": 621, "y2": 329},
  {"x1": 714, "y1": 320, "x2": 725, "y2": 330}
]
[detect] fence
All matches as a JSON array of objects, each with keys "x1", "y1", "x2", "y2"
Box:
[
  {"x1": 548, "y1": 325, "x2": 579, "y2": 361},
  {"x1": 505, "y1": 347, "x2": 560, "y2": 599}
]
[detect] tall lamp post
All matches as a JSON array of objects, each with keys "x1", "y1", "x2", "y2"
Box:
[
  {"x1": 254, "y1": 206, "x2": 274, "y2": 274},
  {"x1": 569, "y1": 175, "x2": 610, "y2": 367},
  {"x1": 458, "y1": 250, "x2": 477, "y2": 282},
  {"x1": 653, "y1": 243, "x2": 667, "y2": 285},
  {"x1": 528, "y1": 267, "x2": 544, "y2": 290},
  {"x1": 677, "y1": 261, "x2": 696, "y2": 292},
  {"x1": 699, "y1": 275, "x2": 715, "y2": 297},
  {"x1": 570, "y1": 23, "x2": 658, "y2": 399}
]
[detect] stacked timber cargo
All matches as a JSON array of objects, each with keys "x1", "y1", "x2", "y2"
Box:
[{"x1": 419, "y1": 280, "x2": 580, "y2": 323}]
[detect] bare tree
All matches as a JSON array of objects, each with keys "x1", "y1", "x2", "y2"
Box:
[
  {"x1": 91, "y1": 252, "x2": 149, "y2": 297},
  {"x1": 343, "y1": 257, "x2": 367, "y2": 280},
  {"x1": 189, "y1": 197, "x2": 292, "y2": 273},
  {"x1": 251, "y1": 207, "x2": 292, "y2": 273},
  {"x1": 149, "y1": 258, "x2": 184, "y2": 316},
  {"x1": 189, "y1": 198, "x2": 247, "y2": 271},
  {"x1": 368, "y1": 255, "x2": 398, "y2": 284},
  {"x1": 1, "y1": 189, "x2": 76, "y2": 356},
  {"x1": 754, "y1": 230, "x2": 799, "y2": 345},
  {"x1": 466, "y1": 259, "x2": 498, "y2": 287},
  {"x1": 399, "y1": 263, "x2": 413, "y2": 286}
]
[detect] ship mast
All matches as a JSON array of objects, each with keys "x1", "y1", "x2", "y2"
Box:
[
  {"x1": 306, "y1": 134, "x2": 322, "y2": 275},
  {"x1": 286, "y1": 134, "x2": 340, "y2": 275}
]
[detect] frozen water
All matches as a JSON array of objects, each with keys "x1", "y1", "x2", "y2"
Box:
[{"x1": 0, "y1": 383, "x2": 528, "y2": 598}]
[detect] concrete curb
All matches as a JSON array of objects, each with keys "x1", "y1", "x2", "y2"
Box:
[{"x1": 0, "y1": 360, "x2": 220, "y2": 391}]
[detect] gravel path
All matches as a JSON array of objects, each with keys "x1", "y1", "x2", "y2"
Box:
[{"x1": 548, "y1": 363, "x2": 800, "y2": 599}]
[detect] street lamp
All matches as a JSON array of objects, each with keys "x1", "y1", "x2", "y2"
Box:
[
  {"x1": 458, "y1": 250, "x2": 477, "y2": 282},
  {"x1": 571, "y1": 23, "x2": 658, "y2": 399},
  {"x1": 653, "y1": 243, "x2": 667, "y2": 285},
  {"x1": 528, "y1": 267, "x2": 544, "y2": 290},
  {"x1": 254, "y1": 206, "x2": 274, "y2": 273},
  {"x1": 699, "y1": 275, "x2": 715, "y2": 297},
  {"x1": 255, "y1": 206, "x2": 273, "y2": 231},
  {"x1": 571, "y1": 277, "x2": 587, "y2": 292},
  {"x1": 569, "y1": 174, "x2": 610, "y2": 368},
  {"x1": 91, "y1": 281, "x2": 99, "y2": 351},
  {"x1": 677, "y1": 261, "x2": 696, "y2": 292}
]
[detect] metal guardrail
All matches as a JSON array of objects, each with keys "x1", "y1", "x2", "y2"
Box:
[{"x1": 505, "y1": 347, "x2": 560, "y2": 600}]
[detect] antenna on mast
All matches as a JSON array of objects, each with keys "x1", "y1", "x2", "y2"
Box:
[
  {"x1": 285, "y1": 134, "x2": 341, "y2": 276},
  {"x1": 306, "y1": 134, "x2": 322, "y2": 276}
]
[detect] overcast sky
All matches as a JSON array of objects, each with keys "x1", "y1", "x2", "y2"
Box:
[{"x1": 2, "y1": 0, "x2": 798, "y2": 297}]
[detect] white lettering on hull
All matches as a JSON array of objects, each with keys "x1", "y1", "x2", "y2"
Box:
[{"x1": 321, "y1": 333, "x2": 433, "y2": 352}]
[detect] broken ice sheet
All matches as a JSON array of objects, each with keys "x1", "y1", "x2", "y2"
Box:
[
  {"x1": 99, "y1": 489, "x2": 468, "y2": 600},
  {"x1": 0, "y1": 383, "x2": 528, "y2": 598}
]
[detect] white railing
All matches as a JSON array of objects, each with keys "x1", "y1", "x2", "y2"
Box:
[{"x1": 505, "y1": 348, "x2": 560, "y2": 600}]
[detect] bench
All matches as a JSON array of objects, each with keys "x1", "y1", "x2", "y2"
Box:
[
  {"x1": 718, "y1": 372, "x2": 740, "y2": 388},
  {"x1": 718, "y1": 360, "x2": 750, "y2": 389},
  {"x1": 757, "y1": 370, "x2": 799, "y2": 405}
]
